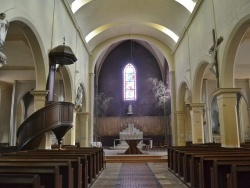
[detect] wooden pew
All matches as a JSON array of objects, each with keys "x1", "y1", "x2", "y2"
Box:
[
  {"x1": 168, "y1": 145, "x2": 250, "y2": 188},
  {"x1": 0, "y1": 165, "x2": 62, "y2": 188},
  {"x1": 189, "y1": 152, "x2": 250, "y2": 188},
  {"x1": 211, "y1": 160, "x2": 250, "y2": 188},
  {"x1": 60, "y1": 146, "x2": 104, "y2": 172},
  {"x1": 167, "y1": 144, "x2": 220, "y2": 170},
  {"x1": 230, "y1": 164, "x2": 250, "y2": 188},
  {"x1": 170, "y1": 145, "x2": 222, "y2": 173},
  {"x1": 0, "y1": 174, "x2": 44, "y2": 188},
  {"x1": 29, "y1": 149, "x2": 98, "y2": 178},
  {"x1": 22, "y1": 150, "x2": 94, "y2": 184},
  {"x1": 0, "y1": 147, "x2": 104, "y2": 188},
  {"x1": 176, "y1": 147, "x2": 248, "y2": 175},
  {"x1": 0, "y1": 159, "x2": 73, "y2": 188},
  {"x1": 43, "y1": 148, "x2": 103, "y2": 179},
  {"x1": 1, "y1": 153, "x2": 85, "y2": 188}
]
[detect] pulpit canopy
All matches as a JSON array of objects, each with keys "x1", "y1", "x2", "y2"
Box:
[{"x1": 49, "y1": 43, "x2": 77, "y2": 65}]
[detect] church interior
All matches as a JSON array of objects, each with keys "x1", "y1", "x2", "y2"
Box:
[{"x1": 1, "y1": 0, "x2": 250, "y2": 187}]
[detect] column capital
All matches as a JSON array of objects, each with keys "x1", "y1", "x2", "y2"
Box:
[
  {"x1": 77, "y1": 112, "x2": 90, "y2": 116},
  {"x1": 190, "y1": 103, "x2": 204, "y2": 108},
  {"x1": 175, "y1": 111, "x2": 187, "y2": 115},
  {"x1": 212, "y1": 88, "x2": 242, "y2": 96},
  {"x1": 29, "y1": 90, "x2": 49, "y2": 97}
]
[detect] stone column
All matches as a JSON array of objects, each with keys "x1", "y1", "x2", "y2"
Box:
[
  {"x1": 29, "y1": 90, "x2": 48, "y2": 111},
  {"x1": 64, "y1": 110, "x2": 76, "y2": 145},
  {"x1": 212, "y1": 88, "x2": 241, "y2": 147},
  {"x1": 88, "y1": 73, "x2": 95, "y2": 145},
  {"x1": 29, "y1": 90, "x2": 50, "y2": 149},
  {"x1": 78, "y1": 112, "x2": 89, "y2": 147},
  {"x1": 170, "y1": 71, "x2": 177, "y2": 146},
  {"x1": 190, "y1": 103, "x2": 204, "y2": 144},
  {"x1": 175, "y1": 111, "x2": 187, "y2": 146}
]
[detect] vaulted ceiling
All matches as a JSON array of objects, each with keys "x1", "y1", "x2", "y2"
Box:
[
  {"x1": 1, "y1": 0, "x2": 250, "y2": 85},
  {"x1": 71, "y1": 0, "x2": 198, "y2": 52}
]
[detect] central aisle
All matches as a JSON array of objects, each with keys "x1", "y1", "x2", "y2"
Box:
[{"x1": 91, "y1": 163, "x2": 188, "y2": 188}]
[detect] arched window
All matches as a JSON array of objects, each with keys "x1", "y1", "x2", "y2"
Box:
[{"x1": 123, "y1": 63, "x2": 136, "y2": 100}]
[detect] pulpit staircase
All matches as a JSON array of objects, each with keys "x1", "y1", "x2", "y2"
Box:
[{"x1": 17, "y1": 101, "x2": 74, "y2": 150}]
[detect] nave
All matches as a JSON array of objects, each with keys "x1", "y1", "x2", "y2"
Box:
[{"x1": 91, "y1": 163, "x2": 187, "y2": 188}]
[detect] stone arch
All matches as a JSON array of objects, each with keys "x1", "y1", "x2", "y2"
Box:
[
  {"x1": 59, "y1": 66, "x2": 74, "y2": 103},
  {"x1": 88, "y1": 35, "x2": 174, "y2": 145},
  {"x1": 5, "y1": 17, "x2": 47, "y2": 146},
  {"x1": 90, "y1": 34, "x2": 174, "y2": 73},
  {"x1": 9, "y1": 17, "x2": 48, "y2": 90},
  {"x1": 220, "y1": 14, "x2": 250, "y2": 88},
  {"x1": 177, "y1": 81, "x2": 190, "y2": 111},
  {"x1": 192, "y1": 58, "x2": 210, "y2": 103},
  {"x1": 235, "y1": 90, "x2": 250, "y2": 143},
  {"x1": 94, "y1": 40, "x2": 166, "y2": 84}
]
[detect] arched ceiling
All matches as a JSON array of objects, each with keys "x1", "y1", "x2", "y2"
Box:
[{"x1": 71, "y1": 0, "x2": 198, "y2": 52}]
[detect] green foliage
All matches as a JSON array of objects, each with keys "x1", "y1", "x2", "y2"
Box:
[
  {"x1": 94, "y1": 92, "x2": 113, "y2": 116},
  {"x1": 147, "y1": 77, "x2": 171, "y2": 114}
]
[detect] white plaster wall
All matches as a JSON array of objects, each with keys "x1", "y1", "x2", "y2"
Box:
[
  {"x1": 0, "y1": 83, "x2": 12, "y2": 143},
  {"x1": 174, "y1": 35, "x2": 190, "y2": 92},
  {"x1": 0, "y1": 0, "x2": 89, "y2": 104},
  {"x1": 174, "y1": 0, "x2": 250, "y2": 102}
]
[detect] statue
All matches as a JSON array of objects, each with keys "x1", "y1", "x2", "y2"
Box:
[
  {"x1": 0, "y1": 13, "x2": 9, "y2": 66},
  {"x1": 127, "y1": 104, "x2": 133, "y2": 115},
  {"x1": 75, "y1": 85, "x2": 83, "y2": 111},
  {"x1": 184, "y1": 86, "x2": 191, "y2": 106}
]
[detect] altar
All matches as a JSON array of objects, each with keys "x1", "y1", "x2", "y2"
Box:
[{"x1": 115, "y1": 123, "x2": 145, "y2": 149}]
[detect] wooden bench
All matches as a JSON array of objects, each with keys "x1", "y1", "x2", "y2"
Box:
[
  {"x1": 0, "y1": 147, "x2": 105, "y2": 188},
  {"x1": 227, "y1": 164, "x2": 250, "y2": 188},
  {"x1": 211, "y1": 160, "x2": 250, "y2": 188},
  {"x1": 188, "y1": 151, "x2": 250, "y2": 187},
  {"x1": 0, "y1": 165, "x2": 62, "y2": 188},
  {"x1": 183, "y1": 151, "x2": 250, "y2": 187},
  {"x1": 167, "y1": 144, "x2": 220, "y2": 170},
  {"x1": 1, "y1": 153, "x2": 85, "y2": 188},
  {"x1": 23, "y1": 150, "x2": 95, "y2": 184},
  {"x1": 62, "y1": 146, "x2": 104, "y2": 172},
  {"x1": 30, "y1": 149, "x2": 100, "y2": 177},
  {"x1": 168, "y1": 145, "x2": 250, "y2": 188},
  {"x1": 0, "y1": 159, "x2": 73, "y2": 188},
  {"x1": 0, "y1": 174, "x2": 44, "y2": 188}
]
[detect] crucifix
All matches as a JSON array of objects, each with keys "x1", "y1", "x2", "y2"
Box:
[{"x1": 208, "y1": 29, "x2": 223, "y2": 88}]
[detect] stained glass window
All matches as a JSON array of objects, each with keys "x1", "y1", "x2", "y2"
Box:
[{"x1": 123, "y1": 63, "x2": 136, "y2": 100}]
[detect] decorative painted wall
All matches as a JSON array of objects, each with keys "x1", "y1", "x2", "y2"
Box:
[
  {"x1": 97, "y1": 40, "x2": 163, "y2": 117},
  {"x1": 97, "y1": 116, "x2": 165, "y2": 136}
]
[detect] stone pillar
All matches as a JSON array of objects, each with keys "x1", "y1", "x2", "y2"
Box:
[
  {"x1": 175, "y1": 111, "x2": 187, "y2": 146},
  {"x1": 29, "y1": 90, "x2": 48, "y2": 111},
  {"x1": 212, "y1": 88, "x2": 241, "y2": 147},
  {"x1": 64, "y1": 110, "x2": 76, "y2": 145},
  {"x1": 170, "y1": 71, "x2": 177, "y2": 146},
  {"x1": 88, "y1": 73, "x2": 95, "y2": 145},
  {"x1": 78, "y1": 112, "x2": 89, "y2": 147},
  {"x1": 190, "y1": 103, "x2": 204, "y2": 144},
  {"x1": 29, "y1": 90, "x2": 50, "y2": 149}
]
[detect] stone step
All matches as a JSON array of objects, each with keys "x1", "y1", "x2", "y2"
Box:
[{"x1": 105, "y1": 155, "x2": 167, "y2": 163}]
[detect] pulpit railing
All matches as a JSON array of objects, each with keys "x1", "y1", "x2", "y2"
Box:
[{"x1": 17, "y1": 101, "x2": 74, "y2": 150}]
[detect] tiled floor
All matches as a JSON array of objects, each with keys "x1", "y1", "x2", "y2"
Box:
[
  {"x1": 91, "y1": 162, "x2": 188, "y2": 188},
  {"x1": 91, "y1": 149, "x2": 187, "y2": 188}
]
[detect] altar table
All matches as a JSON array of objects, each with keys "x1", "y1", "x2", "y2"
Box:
[{"x1": 114, "y1": 138, "x2": 151, "y2": 154}]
